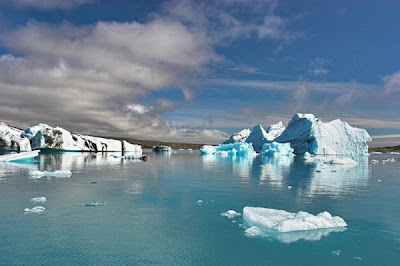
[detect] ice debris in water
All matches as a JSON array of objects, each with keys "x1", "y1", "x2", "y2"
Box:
[
  {"x1": 221, "y1": 210, "x2": 241, "y2": 219},
  {"x1": 31, "y1": 197, "x2": 47, "y2": 203},
  {"x1": 29, "y1": 170, "x2": 72, "y2": 178},
  {"x1": 197, "y1": 200, "x2": 214, "y2": 206},
  {"x1": 354, "y1": 256, "x2": 362, "y2": 261},
  {"x1": 243, "y1": 207, "x2": 347, "y2": 233},
  {"x1": 304, "y1": 156, "x2": 357, "y2": 165},
  {"x1": 200, "y1": 143, "x2": 255, "y2": 157},
  {"x1": 371, "y1": 159, "x2": 379, "y2": 164},
  {"x1": 378, "y1": 179, "x2": 382, "y2": 182},
  {"x1": 261, "y1": 142, "x2": 294, "y2": 156},
  {"x1": 197, "y1": 200, "x2": 204, "y2": 205},
  {"x1": 287, "y1": 186, "x2": 293, "y2": 190},
  {"x1": 24, "y1": 206, "x2": 46, "y2": 213},
  {"x1": 382, "y1": 158, "x2": 396, "y2": 163},
  {"x1": 332, "y1": 250, "x2": 341, "y2": 256},
  {"x1": 83, "y1": 201, "x2": 108, "y2": 207}
]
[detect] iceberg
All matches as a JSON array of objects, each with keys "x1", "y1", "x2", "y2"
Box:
[
  {"x1": 243, "y1": 207, "x2": 347, "y2": 233},
  {"x1": 261, "y1": 142, "x2": 294, "y2": 156},
  {"x1": 0, "y1": 150, "x2": 39, "y2": 162},
  {"x1": 0, "y1": 123, "x2": 31, "y2": 152},
  {"x1": 221, "y1": 210, "x2": 241, "y2": 219},
  {"x1": 152, "y1": 145, "x2": 172, "y2": 152},
  {"x1": 200, "y1": 143, "x2": 255, "y2": 156},
  {"x1": 31, "y1": 197, "x2": 47, "y2": 203},
  {"x1": 24, "y1": 124, "x2": 142, "y2": 153},
  {"x1": 275, "y1": 114, "x2": 371, "y2": 156},
  {"x1": 24, "y1": 206, "x2": 46, "y2": 213},
  {"x1": 29, "y1": 170, "x2": 72, "y2": 178},
  {"x1": 223, "y1": 128, "x2": 251, "y2": 144}
]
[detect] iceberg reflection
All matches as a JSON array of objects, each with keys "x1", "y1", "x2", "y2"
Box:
[{"x1": 259, "y1": 154, "x2": 293, "y2": 188}]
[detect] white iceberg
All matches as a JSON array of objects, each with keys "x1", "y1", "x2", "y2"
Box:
[
  {"x1": 245, "y1": 122, "x2": 285, "y2": 152},
  {"x1": 221, "y1": 210, "x2": 241, "y2": 219},
  {"x1": 29, "y1": 170, "x2": 72, "y2": 178},
  {"x1": 261, "y1": 141, "x2": 294, "y2": 156},
  {"x1": 200, "y1": 143, "x2": 255, "y2": 156},
  {"x1": 275, "y1": 113, "x2": 371, "y2": 156},
  {"x1": 0, "y1": 123, "x2": 32, "y2": 152},
  {"x1": 24, "y1": 124, "x2": 142, "y2": 153},
  {"x1": 24, "y1": 206, "x2": 46, "y2": 213},
  {"x1": 223, "y1": 128, "x2": 251, "y2": 144},
  {"x1": 243, "y1": 207, "x2": 347, "y2": 233},
  {"x1": 0, "y1": 150, "x2": 39, "y2": 162},
  {"x1": 31, "y1": 197, "x2": 47, "y2": 203}
]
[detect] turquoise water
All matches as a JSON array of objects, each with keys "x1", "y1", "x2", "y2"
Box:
[{"x1": 0, "y1": 150, "x2": 399, "y2": 265}]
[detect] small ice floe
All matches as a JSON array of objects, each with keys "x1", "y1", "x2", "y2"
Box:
[
  {"x1": 378, "y1": 179, "x2": 382, "y2": 182},
  {"x1": 221, "y1": 210, "x2": 241, "y2": 219},
  {"x1": 388, "y1": 152, "x2": 400, "y2": 154},
  {"x1": 196, "y1": 200, "x2": 214, "y2": 206},
  {"x1": 24, "y1": 206, "x2": 45, "y2": 213},
  {"x1": 287, "y1": 186, "x2": 293, "y2": 190},
  {"x1": 31, "y1": 197, "x2": 47, "y2": 203},
  {"x1": 243, "y1": 207, "x2": 347, "y2": 233},
  {"x1": 332, "y1": 250, "x2": 341, "y2": 256},
  {"x1": 353, "y1": 256, "x2": 362, "y2": 261},
  {"x1": 83, "y1": 201, "x2": 108, "y2": 207},
  {"x1": 383, "y1": 158, "x2": 396, "y2": 163},
  {"x1": 197, "y1": 200, "x2": 204, "y2": 206},
  {"x1": 29, "y1": 170, "x2": 72, "y2": 178},
  {"x1": 371, "y1": 160, "x2": 379, "y2": 164},
  {"x1": 232, "y1": 220, "x2": 237, "y2": 223},
  {"x1": 370, "y1": 152, "x2": 382, "y2": 155},
  {"x1": 0, "y1": 180, "x2": 7, "y2": 185}
]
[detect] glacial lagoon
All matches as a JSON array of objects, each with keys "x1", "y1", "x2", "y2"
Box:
[{"x1": 0, "y1": 150, "x2": 399, "y2": 265}]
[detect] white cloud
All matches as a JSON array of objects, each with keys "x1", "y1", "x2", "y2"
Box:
[{"x1": 383, "y1": 71, "x2": 400, "y2": 94}]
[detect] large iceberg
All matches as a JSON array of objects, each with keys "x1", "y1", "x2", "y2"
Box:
[
  {"x1": 223, "y1": 122, "x2": 285, "y2": 152},
  {"x1": 275, "y1": 114, "x2": 371, "y2": 156},
  {"x1": 243, "y1": 207, "x2": 347, "y2": 233},
  {"x1": 200, "y1": 143, "x2": 255, "y2": 156},
  {"x1": 23, "y1": 124, "x2": 142, "y2": 153},
  {"x1": 0, "y1": 123, "x2": 32, "y2": 152},
  {"x1": 223, "y1": 128, "x2": 251, "y2": 144},
  {"x1": 262, "y1": 142, "x2": 294, "y2": 156}
]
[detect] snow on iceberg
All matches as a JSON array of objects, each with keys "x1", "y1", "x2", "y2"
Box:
[
  {"x1": 200, "y1": 143, "x2": 255, "y2": 156},
  {"x1": 29, "y1": 170, "x2": 72, "y2": 178},
  {"x1": 243, "y1": 207, "x2": 347, "y2": 233},
  {"x1": 0, "y1": 150, "x2": 39, "y2": 162},
  {"x1": 31, "y1": 197, "x2": 47, "y2": 203},
  {"x1": 262, "y1": 142, "x2": 294, "y2": 156},
  {"x1": 24, "y1": 124, "x2": 142, "y2": 153},
  {"x1": 275, "y1": 113, "x2": 371, "y2": 156},
  {"x1": 0, "y1": 123, "x2": 31, "y2": 152},
  {"x1": 223, "y1": 128, "x2": 251, "y2": 144},
  {"x1": 24, "y1": 206, "x2": 46, "y2": 213}
]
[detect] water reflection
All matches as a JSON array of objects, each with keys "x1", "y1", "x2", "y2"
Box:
[
  {"x1": 303, "y1": 156, "x2": 370, "y2": 198},
  {"x1": 260, "y1": 155, "x2": 293, "y2": 188}
]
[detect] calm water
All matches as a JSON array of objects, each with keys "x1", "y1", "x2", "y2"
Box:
[{"x1": 0, "y1": 150, "x2": 399, "y2": 265}]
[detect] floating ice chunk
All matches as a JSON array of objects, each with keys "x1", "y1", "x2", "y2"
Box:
[
  {"x1": 197, "y1": 200, "x2": 204, "y2": 205},
  {"x1": 328, "y1": 158, "x2": 357, "y2": 165},
  {"x1": 24, "y1": 206, "x2": 45, "y2": 213},
  {"x1": 245, "y1": 226, "x2": 265, "y2": 237},
  {"x1": 332, "y1": 250, "x2": 341, "y2": 256},
  {"x1": 29, "y1": 170, "x2": 72, "y2": 178},
  {"x1": 378, "y1": 179, "x2": 382, "y2": 182},
  {"x1": 262, "y1": 142, "x2": 294, "y2": 156},
  {"x1": 383, "y1": 158, "x2": 396, "y2": 163},
  {"x1": 200, "y1": 143, "x2": 255, "y2": 156},
  {"x1": 83, "y1": 201, "x2": 108, "y2": 207},
  {"x1": 243, "y1": 207, "x2": 347, "y2": 233},
  {"x1": 287, "y1": 186, "x2": 293, "y2": 190},
  {"x1": 221, "y1": 210, "x2": 241, "y2": 219},
  {"x1": 354, "y1": 256, "x2": 362, "y2": 261},
  {"x1": 370, "y1": 152, "x2": 382, "y2": 154},
  {"x1": 388, "y1": 152, "x2": 400, "y2": 154},
  {"x1": 0, "y1": 150, "x2": 39, "y2": 162},
  {"x1": 371, "y1": 160, "x2": 379, "y2": 164},
  {"x1": 31, "y1": 197, "x2": 47, "y2": 203}
]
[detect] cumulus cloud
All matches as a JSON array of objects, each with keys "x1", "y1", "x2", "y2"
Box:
[
  {"x1": 7, "y1": 0, "x2": 93, "y2": 10},
  {"x1": 383, "y1": 71, "x2": 400, "y2": 94}
]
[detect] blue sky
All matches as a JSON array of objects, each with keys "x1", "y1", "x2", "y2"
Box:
[{"x1": 0, "y1": 0, "x2": 399, "y2": 146}]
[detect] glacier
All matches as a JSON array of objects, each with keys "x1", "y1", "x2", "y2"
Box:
[
  {"x1": 200, "y1": 143, "x2": 255, "y2": 156},
  {"x1": 0, "y1": 123, "x2": 32, "y2": 152},
  {"x1": 275, "y1": 113, "x2": 371, "y2": 156},
  {"x1": 243, "y1": 207, "x2": 347, "y2": 233},
  {"x1": 261, "y1": 142, "x2": 294, "y2": 156}
]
